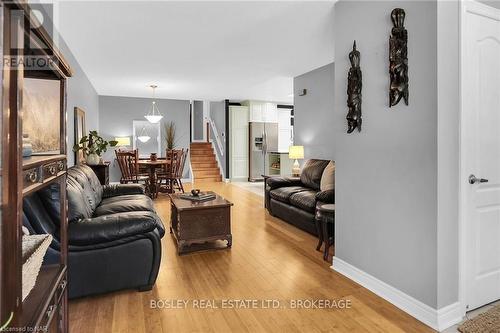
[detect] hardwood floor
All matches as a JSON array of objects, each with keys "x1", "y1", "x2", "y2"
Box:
[{"x1": 69, "y1": 182, "x2": 434, "y2": 333}]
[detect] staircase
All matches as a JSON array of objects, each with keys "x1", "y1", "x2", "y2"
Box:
[{"x1": 190, "y1": 142, "x2": 222, "y2": 182}]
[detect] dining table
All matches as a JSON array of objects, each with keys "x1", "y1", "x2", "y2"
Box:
[{"x1": 137, "y1": 158, "x2": 171, "y2": 196}]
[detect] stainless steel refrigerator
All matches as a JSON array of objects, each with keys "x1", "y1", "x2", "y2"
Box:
[{"x1": 249, "y1": 122, "x2": 278, "y2": 181}]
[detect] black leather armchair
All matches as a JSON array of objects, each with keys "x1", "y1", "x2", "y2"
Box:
[
  {"x1": 265, "y1": 159, "x2": 334, "y2": 235},
  {"x1": 23, "y1": 165, "x2": 165, "y2": 299}
]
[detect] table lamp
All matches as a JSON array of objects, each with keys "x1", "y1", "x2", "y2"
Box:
[
  {"x1": 115, "y1": 136, "x2": 131, "y2": 148},
  {"x1": 289, "y1": 145, "x2": 304, "y2": 176}
]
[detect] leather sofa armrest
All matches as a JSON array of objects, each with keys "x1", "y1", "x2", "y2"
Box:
[
  {"x1": 102, "y1": 184, "x2": 145, "y2": 198},
  {"x1": 316, "y1": 189, "x2": 334, "y2": 203},
  {"x1": 266, "y1": 176, "x2": 302, "y2": 190},
  {"x1": 68, "y1": 211, "x2": 163, "y2": 246}
]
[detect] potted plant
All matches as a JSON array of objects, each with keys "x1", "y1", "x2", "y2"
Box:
[
  {"x1": 164, "y1": 121, "x2": 177, "y2": 150},
  {"x1": 73, "y1": 130, "x2": 118, "y2": 165}
]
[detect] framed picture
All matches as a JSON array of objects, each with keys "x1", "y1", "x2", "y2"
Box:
[
  {"x1": 132, "y1": 120, "x2": 161, "y2": 158},
  {"x1": 74, "y1": 107, "x2": 86, "y2": 165},
  {"x1": 23, "y1": 78, "x2": 62, "y2": 154}
]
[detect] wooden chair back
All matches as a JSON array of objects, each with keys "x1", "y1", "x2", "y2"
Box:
[
  {"x1": 175, "y1": 148, "x2": 188, "y2": 179},
  {"x1": 166, "y1": 149, "x2": 183, "y2": 178},
  {"x1": 115, "y1": 149, "x2": 139, "y2": 183}
]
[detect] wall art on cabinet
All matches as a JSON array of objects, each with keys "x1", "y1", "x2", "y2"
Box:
[
  {"x1": 346, "y1": 40, "x2": 362, "y2": 133},
  {"x1": 389, "y1": 8, "x2": 409, "y2": 107}
]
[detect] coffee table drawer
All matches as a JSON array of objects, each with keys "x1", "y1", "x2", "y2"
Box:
[{"x1": 178, "y1": 207, "x2": 230, "y2": 239}]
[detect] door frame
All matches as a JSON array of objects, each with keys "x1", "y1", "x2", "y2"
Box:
[
  {"x1": 458, "y1": 0, "x2": 500, "y2": 315},
  {"x1": 190, "y1": 100, "x2": 208, "y2": 142}
]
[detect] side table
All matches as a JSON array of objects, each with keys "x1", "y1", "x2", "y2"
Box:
[
  {"x1": 316, "y1": 204, "x2": 335, "y2": 261},
  {"x1": 88, "y1": 162, "x2": 110, "y2": 185}
]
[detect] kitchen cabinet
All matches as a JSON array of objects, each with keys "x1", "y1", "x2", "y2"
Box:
[
  {"x1": 229, "y1": 106, "x2": 249, "y2": 180},
  {"x1": 243, "y1": 101, "x2": 278, "y2": 123},
  {"x1": 277, "y1": 108, "x2": 293, "y2": 153}
]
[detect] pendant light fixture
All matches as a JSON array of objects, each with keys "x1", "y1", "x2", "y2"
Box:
[
  {"x1": 137, "y1": 125, "x2": 151, "y2": 143},
  {"x1": 144, "y1": 84, "x2": 163, "y2": 123}
]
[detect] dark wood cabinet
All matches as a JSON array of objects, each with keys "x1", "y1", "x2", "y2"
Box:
[
  {"x1": 88, "y1": 162, "x2": 110, "y2": 185},
  {"x1": 1, "y1": 2, "x2": 72, "y2": 332}
]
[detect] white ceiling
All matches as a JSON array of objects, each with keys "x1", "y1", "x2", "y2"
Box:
[{"x1": 55, "y1": 1, "x2": 335, "y2": 103}]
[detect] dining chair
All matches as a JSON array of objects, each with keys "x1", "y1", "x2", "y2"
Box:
[
  {"x1": 172, "y1": 148, "x2": 188, "y2": 193},
  {"x1": 157, "y1": 149, "x2": 187, "y2": 194},
  {"x1": 156, "y1": 149, "x2": 178, "y2": 195},
  {"x1": 115, "y1": 149, "x2": 150, "y2": 193}
]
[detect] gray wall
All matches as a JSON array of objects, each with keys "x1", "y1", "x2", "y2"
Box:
[
  {"x1": 99, "y1": 96, "x2": 191, "y2": 183},
  {"x1": 332, "y1": 0, "x2": 438, "y2": 308},
  {"x1": 193, "y1": 100, "x2": 204, "y2": 141},
  {"x1": 294, "y1": 63, "x2": 335, "y2": 161},
  {"x1": 65, "y1": 48, "x2": 100, "y2": 167},
  {"x1": 210, "y1": 101, "x2": 227, "y2": 178},
  {"x1": 40, "y1": 4, "x2": 99, "y2": 166}
]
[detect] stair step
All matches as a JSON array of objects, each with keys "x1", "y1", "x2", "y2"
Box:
[
  {"x1": 193, "y1": 167, "x2": 219, "y2": 172},
  {"x1": 190, "y1": 143, "x2": 212, "y2": 148},
  {"x1": 191, "y1": 162, "x2": 218, "y2": 167},
  {"x1": 194, "y1": 175, "x2": 222, "y2": 182},
  {"x1": 191, "y1": 151, "x2": 214, "y2": 156},
  {"x1": 191, "y1": 155, "x2": 216, "y2": 160},
  {"x1": 191, "y1": 159, "x2": 218, "y2": 165},
  {"x1": 190, "y1": 149, "x2": 214, "y2": 154},
  {"x1": 194, "y1": 169, "x2": 220, "y2": 176}
]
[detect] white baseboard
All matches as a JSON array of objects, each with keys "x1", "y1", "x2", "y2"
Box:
[
  {"x1": 332, "y1": 257, "x2": 463, "y2": 331},
  {"x1": 436, "y1": 302, "x2": 463, "y2": 331}
]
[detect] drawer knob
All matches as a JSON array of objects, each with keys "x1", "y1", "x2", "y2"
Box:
[
  {"x1": 48, "y1": 166, "x2": 56, "y2": 175},
  {"x1": 26, "y1": 171, "x2": 37, "y2": 183}
]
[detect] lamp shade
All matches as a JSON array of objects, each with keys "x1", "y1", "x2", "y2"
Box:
[
  {"x1": 114, "y1": 137, "x2": 131, "y2": 146},
  {"x1": 137, "y1": 136, "x2": 151, "y2": 143},
  {"x1": 289, "y1": 145, "x2": 304, "y2": 159}
]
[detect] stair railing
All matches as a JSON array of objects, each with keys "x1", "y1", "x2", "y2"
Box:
[
  {"x1": 208, "y1": 118, "x2": 224, "y2": 157},
  {"x1": 207, "y1": 117, "x2": 225, "y2": 180}
]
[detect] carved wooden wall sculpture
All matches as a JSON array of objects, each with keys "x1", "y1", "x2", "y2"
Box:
[
  {"x1": 389, "y1": 8, "x2": 409, "y2": 107},
  {"x1": 346, "y1": 41, "x2": 362, "y2": 133}
]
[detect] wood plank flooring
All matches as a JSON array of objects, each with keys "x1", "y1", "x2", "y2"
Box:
[{"x1": 69, "y1": 182, "x2": 434, "y2": 333}]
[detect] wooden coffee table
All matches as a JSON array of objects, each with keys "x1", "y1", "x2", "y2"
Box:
[{"x1": 169, "y1": 192, "x2": 233, "y2": 254}]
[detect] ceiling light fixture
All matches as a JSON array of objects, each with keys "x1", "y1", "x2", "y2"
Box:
[
  {"x1": 144, "y1": 84, "x2": 163, "y2": 123},
  {"x1": 137, "y1": 125, "x2": 151, "y2": 143}
]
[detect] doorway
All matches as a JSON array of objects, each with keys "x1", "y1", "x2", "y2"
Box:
[
  {"x1": 460, "y1": 0, "x2": 500, "y2": 312},
  {"x1": 191, "y1": 100, "x2": 208, "y2": 142}
]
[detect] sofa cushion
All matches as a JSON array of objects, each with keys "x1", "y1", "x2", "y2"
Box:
[
  {"x1": 94, "y1": 195, "x2": 155, "y2": 216},
  {"x1": 68, "y1": 211, "x2": 163, "y2": 246},
  {"x1": 269, "y1": 186, "x2": 309, "y2": 204},
  {"x1": 67, "y1": 166, "x2": 102, "y2": 211},
  {"x1": 320, "y1": 161, "x2": 335, "y2": 191},
  {"x1": 103, "y1": 184, "x2": 145, "y2": 198},
  {"x1": 300, "y1": 159, "x2": 330, "y2": 190},
  {"x1": 67, "y1": 176, "x2": 93, "y2": 223},
  {"x1": 266, "y1": 177, "x2": 302, "y2": 190},
  {"x1": 316, "y1": 189, "x2": 335, "y2": 204},
  {"x1": 289, "y1": 190, "x2": 318, "y2": 213}
]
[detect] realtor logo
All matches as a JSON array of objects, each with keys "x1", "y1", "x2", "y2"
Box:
[{"x1": 4, "y1": 3, "x2": 57, "y2": 72}]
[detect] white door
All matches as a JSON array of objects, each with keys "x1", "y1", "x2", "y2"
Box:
[
  {"x1": 462, "y1": 0, "x2": 500, "y2": 311},
  {"x1": 230, "y1": 106, "x2": 249, "y2": 180}
]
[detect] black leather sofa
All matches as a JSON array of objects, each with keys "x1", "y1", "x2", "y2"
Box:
[
  {"x1": 265, "y1": 159, "x2": 334, "y2": 235},
  {"x1": 23, "y1": 164, "x2": 165, "y2": 299}
]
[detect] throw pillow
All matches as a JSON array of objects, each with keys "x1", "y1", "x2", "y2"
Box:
[{"x1": 320, "y1": 161, "x2": 335, "y2": 191}]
